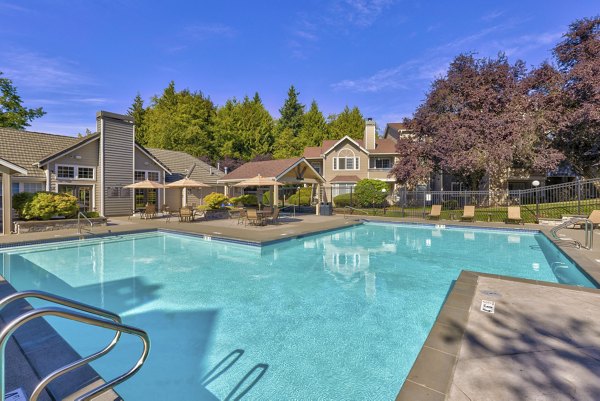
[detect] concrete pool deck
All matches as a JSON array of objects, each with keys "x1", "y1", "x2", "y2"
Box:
[{"x1": 2, "y1": 213, "x2": 600, "y2": 400}]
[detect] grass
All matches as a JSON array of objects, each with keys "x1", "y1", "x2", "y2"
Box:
[{"x1": 335, "y1": 199, "x2": 600, "y2": 224}]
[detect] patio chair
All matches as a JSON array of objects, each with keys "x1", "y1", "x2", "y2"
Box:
[
  {"x1": 427, "y1": 205, "x2": 442, "y2": 220},
  {"x1": 236, "y1": 209, "x2": 247, "y2": 225},
  {"x1": 461, "y1": 206, "x2": 475, "y2": 222},
  {"x1": 160, "y1": 205, "x2": 171, "y2": 222},
  {"x1": 245, "y1": 209, "x2": 264, "y2": 226},
  {"x1": 571, "y1": 210, "x2": 600, "y2": 229},
  {"x1": 179, "y1": 207, "x2": 194, "y2": 222},
  {"x1": 506, "y1": 206, "x2": 523, "y2": 225},
  {"x1": 144, "y1": 204, "x2": 157, "y2": 219},
  {"x1": 266, "y1": 207, "x2": 280, "y2": 225}
]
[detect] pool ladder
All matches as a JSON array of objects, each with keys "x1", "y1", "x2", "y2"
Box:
[
  {"x1": 0, "y1": 290, "x2": 150, "y2": 401},
  {"x1": 550, "y1": 217, "x2": 594, "y2": 250}
]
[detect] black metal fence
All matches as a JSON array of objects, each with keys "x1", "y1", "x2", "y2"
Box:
[{"x1": 328, "y1": 178, "x2": 600, "y2": 223}]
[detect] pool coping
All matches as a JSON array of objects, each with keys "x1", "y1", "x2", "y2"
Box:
[{"x1": 395, "y1": 271, "x2": 600, "y2": 401}]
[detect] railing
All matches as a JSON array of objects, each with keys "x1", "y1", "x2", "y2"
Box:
[
  {"x1": 550, "y1": 218, "x2": 594, "y2": 250},
  {"x1": 77, "y1": 211, "x2": 94, "y2": 235},
  {"x1": 0, "y1": 290, "x2": 150, "y2": 401},
  {"x1": 325, "y1": 178, "x2": 600, "y2": 224},
  {"x1": 343, "y1": 206, "x2": 374, "y2": 219},
  {"x1": 279, "y1": 205, "x2": 297, "y2": 217}
]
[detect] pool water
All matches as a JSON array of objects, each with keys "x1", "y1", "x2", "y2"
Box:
[{"x1": 0, "y1": 223, "x2": 594, "y2": 400}]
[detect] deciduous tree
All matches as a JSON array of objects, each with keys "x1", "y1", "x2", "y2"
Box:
[{"x1": 0, "y1": 72, "x2": 45, "y2": 129}]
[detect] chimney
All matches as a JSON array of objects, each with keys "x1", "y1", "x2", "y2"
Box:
[
  {"x1": 224, "y1": 167, "x2": 229, "y2": 174},
  {"x1": 364, "y1": 118, "x2": 376, "y2": 150}
]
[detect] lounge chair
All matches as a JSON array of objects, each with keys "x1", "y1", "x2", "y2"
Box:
[
  {"x1": 461, "y1": 206, "x2": 475, "y2": 222},
  {"x1": 570, "y1": 210, "x2": 600, "y2": 229},
  {"x1": 179, "y1": 207, "x2": 194, "y2": 222},
  {"x1": 427, "y1": 205, "x2": 442, "y2": 220},
  {"x1": 266, "y1": 208, "x2": 280, "y2": 225},
  {"x1": 245, "y1": 209, "x2": 264, "y2": 226},
  {"x1": 506, "y1": 206, "x2": 523, "y2": 225}
]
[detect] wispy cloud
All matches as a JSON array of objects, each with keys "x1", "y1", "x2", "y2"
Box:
[
  {"x1": 481, "y1": 10, "x2": 505, "y2": 22},
  {"x1": 332, "y1": 20, "x2": 560, "y2": 93},
  {"x1": 0, "y1": 50, "x2": 95, "y2": 92},
  {"x1": 288, "y1": 0, "x2": 398, "y2": 58},
  {"x1": 165, "y1": 23, "x2": 236, "y2": 53}
]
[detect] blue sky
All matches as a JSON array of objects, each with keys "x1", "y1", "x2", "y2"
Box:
[{"x1": 1, "y1": 0, "x2": 598, "y2": 136}]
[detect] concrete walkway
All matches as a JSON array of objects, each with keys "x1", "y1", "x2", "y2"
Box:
[{"x1": 448, "y1": 276, "x2": 600, "y2": 401}]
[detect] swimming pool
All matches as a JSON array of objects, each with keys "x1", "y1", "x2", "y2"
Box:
[{"x1": 0, "y1": 223, "x2": 595, "y2": 400}]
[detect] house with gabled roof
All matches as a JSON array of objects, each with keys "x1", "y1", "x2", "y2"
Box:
[
  {"x1": 303, "y1": 118, "x2": 400, "y2": 198},
  {"x1": 0, "y1": 111, "x2": 224, "y2": 233}
]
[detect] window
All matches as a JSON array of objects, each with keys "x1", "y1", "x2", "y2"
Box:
[
  {"x1": 56, "y1": 165, "x2": 95, "y2": 180},
  {"x1": 57, "y1": 165, "x2": 75, "y2": 179},
  {"x1": 12, "y1": 182, "x2": 20, "y2": 195},
  {"x1": 310, "y1": 163, "x2": 321, "y2": 174},
  {"x1": 78, "y1": 167, "x2": 94, "y2": 179},
  {"x1": 23, "y1": 183, "x2": 43, "y2": 193},
  {"x1": 333, "y1": 157, "x2": 359, "y2": 170},
  {"x1": 333, "y1": 149, "x2": 359, "y2": 171},
  {"x1": 369, "y1": 158, "x2": 392, "y2": 169},
  {"x1": 135, "y1": 170, "x2": 160, "y2": 182},
  {"x1": 332, "y1": 183, "x2": 356, "y2": 197}
]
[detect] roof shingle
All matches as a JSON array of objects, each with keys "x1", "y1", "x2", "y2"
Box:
[
  {"x1": 145, "y1": 148, "x2": 224, "y2": 185},
  {"x1": 219, "y1": 158, "x2": 301, "y2": 181}
]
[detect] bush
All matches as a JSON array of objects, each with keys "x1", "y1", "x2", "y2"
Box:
[
  {"x1": 333, "y1": 193, "x2": 353, "y2": 207},
  {"x1": 84, "y1": 211, "x2": 100, "y2": 218},
  {"x1": 21, "y1": 192, "x2": 79, "y2": 220},
  {"x1": 230, "y1": 194, "x2": 258, "y2": 207},
  {"x1": 12, "y1": 192, "x2": 35, "y2": 218},
  {"x1": 353, "y1": 179, "x2": 389, "y2": 207},
  {"x1": 203, "y1": 192, "x2": 229, "y2": 209},
  {"x1": 287, "y1": 187, "x2": 312, "y2": 206}
]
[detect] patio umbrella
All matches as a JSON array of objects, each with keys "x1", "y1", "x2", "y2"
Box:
[
  {"x1": 166, "y1": 177, "x2": 210, "y2": 207},
  {"x1": 165, "y1": 177, "x2": 210, "y2": 188},
  {"x1": 234, "y1": 174, "x2": 284, "y2": 187},
  {"x1": 124, "y1": 180, "x2": 165, "y2": 189}
]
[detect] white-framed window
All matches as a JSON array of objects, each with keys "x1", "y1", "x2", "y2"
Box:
[
  {"x1": 369, "y1": 157, "x2": 392, "y2": 170},
  {"x1": 56, "y1": 165, "x2": 95, "y2": 180},
  {"x1": 333, "y1": 149, "x2": 359, "y2": 171},
  {"x1": 135, "y1": 170, "x2": 160, "y2": 182},
  {"x1": 57, "y1": 165, "x2": 75, "y2": 179},
  {"x1": 332, "y1": 183, "x2": 356, "y2": 197}
]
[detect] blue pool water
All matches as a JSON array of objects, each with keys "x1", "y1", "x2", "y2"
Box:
[{"x1": 0, "y1": 223, "x2": 595, "y2": 400}]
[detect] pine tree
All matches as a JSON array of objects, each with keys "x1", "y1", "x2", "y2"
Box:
[
  {"x1": 299, "y1": 100, "x2": 328, "y2": 147},
  {"x1": 273, "y1": 85, "x2": 305, "y2": 158},
  {"x1": 327, "y1": 106, "x2": 365, "y2": 140},
  {"x1": 128, "y1": 92, "x2": 147, "y2": 144}
]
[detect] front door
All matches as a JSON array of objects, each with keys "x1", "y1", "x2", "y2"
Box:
[{"x1": 59, "y1": 185, "x2": 93, "y2": 212}]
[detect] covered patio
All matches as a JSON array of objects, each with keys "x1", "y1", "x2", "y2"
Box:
[
  {"x1": 0, "y1": 157, "x2": 28, "y2": 235},
  {"x1": 218, "y1": 157, "x2": 326, "y2": 214}
]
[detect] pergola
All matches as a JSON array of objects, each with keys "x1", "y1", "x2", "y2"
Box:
[
  {"x1": 0, "y1": 157, "x2": 28, "y2": 235},
  {"x1": 218, "y1": 158, "x2": 326, "y2": 214}
]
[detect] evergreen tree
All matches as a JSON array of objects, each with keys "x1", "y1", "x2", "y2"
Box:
[
  {"x1": 143, "y1": 81, "x2": 216, "y2": 158},
  {"x1": 0, "y1": 71, "x2": 45, "y2": 129},
  {"x1": 273, "y1": 85, "x2": 305, "y2": 158},
  {"x1": 327, "y1": 106, "x2": 365, "y2": 140},
  {"x1": 128, "y1": 92, "x2": 147, "y2": 144},
  {"x1": 299, "y1": 100, "x2": 328, "y2": 147}
]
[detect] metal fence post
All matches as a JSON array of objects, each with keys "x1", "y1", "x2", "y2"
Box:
[{"x1": 577, "y1": 178, "x2": 581, "y2": 215}]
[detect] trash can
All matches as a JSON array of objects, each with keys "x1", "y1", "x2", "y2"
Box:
[{"x1": 320, "y1": 203, "x2": 332, "y2": 216}]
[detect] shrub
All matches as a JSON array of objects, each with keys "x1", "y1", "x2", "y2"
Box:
[
  {"x1": 262, "y1": 191, "x2": 271, "y2": 205},
  {"x1": 12, "y1": 192, "x2": 35, "y2": 218},
  {"x1": 230, "y1": 194, "x2": 258, "y2": 207},
  {"x1": 84, "y1": 211, "x2": 100, "y2": 218},
  {"x1": 287, "y1": 187, "x2": 312, "y2": 206},
  {"x1": 353, "y1": 179, "x2": 389, "y2": 208},
  {"x1": 333, "y1": 193, "x2": 353, "y2": 207},
  {"x1": 22, "y1": 192, "x2": 78, "y2": 220},
  {"x1": 203, "y1": 192, "x2": 229, "y2": 209}
]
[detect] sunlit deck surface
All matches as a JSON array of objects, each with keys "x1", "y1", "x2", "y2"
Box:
[{"x1": 2, "y1": 214, "x2": 600, "y2": 401}]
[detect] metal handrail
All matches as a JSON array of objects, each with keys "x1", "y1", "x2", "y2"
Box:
[
  {"x1": 279, "y1": 205, "x2": 296, "y2": 217},
  {"x1": 77, "y1": 211, "x2": 94, "y2": 235},
  {"x1": 550, "y1": 217, "x2": 594, "y2": 250},
  {"x1": 0, "y1": 291, "x2": 150, "y2": 401}
]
